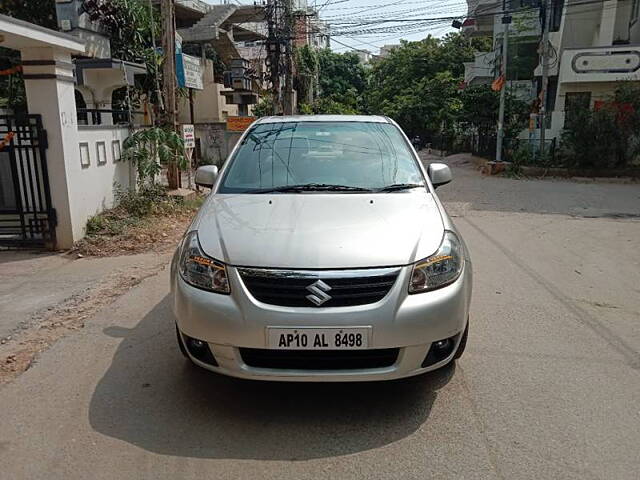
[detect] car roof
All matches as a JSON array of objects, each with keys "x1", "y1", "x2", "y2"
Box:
[{"x1": 254, "y1": 115, "x2": 391, "y2": 125}]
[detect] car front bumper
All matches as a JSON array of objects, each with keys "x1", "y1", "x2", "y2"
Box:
[{"x1": 170, "y1": 258, "x2": 472, "y2": 382}]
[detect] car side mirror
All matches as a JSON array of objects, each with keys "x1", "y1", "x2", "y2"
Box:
[
  {"x1": 195, "y1": 165, "x2": 219, "y2": 188},
  {"x1": 428, "y1": 163, "x2": 452, "y2": 188}
]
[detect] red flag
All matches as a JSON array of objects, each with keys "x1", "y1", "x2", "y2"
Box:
[{"x1": 491, "y1": 75, "x2": 505, "y2": 92}]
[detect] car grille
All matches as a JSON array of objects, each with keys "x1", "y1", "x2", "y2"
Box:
[
  {"x1": 237, "y1": 267, "x2": 400, "y2": 307},
  {"x1": 239, "y1": 348, "x2": 400, "y2": 370}
]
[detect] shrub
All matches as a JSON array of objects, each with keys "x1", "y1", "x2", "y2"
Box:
[
  {"x1": 561, "y1": 82, "x2": 640, "y2": 168},
  {"x1": 122, "y1": 127, "x2": 186, "y2": 187},
  {"x1": 561, "y1": 107, "x2": 621, "y2": 168},
  {"x1": 115, "y1": 184, "x2": 167, "y2": 218}
]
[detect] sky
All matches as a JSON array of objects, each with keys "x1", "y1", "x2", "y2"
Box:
[{"x1": 204, "y1": 0, "x2": 468, "y2": 54}]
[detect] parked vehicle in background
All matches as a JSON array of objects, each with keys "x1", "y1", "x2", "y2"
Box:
[{"x1": 171, "y1": 115, "x2": 472, "y2": 382}]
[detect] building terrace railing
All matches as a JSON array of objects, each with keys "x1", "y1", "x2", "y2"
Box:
[
  {"x1": 77, "y1": 108, "x2": 145, "y2": 127},
  {"x1": 176, "y1": 0, "x2": 212, "y2": 13}
]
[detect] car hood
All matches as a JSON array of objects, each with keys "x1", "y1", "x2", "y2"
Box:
[{"x1": 195, "y1": 193, "x2": 445, "y2": 269}]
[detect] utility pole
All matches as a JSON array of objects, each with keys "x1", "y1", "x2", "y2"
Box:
[
  {"x1": 161, "y1": 0, "x2": 179, "y2": 188},
  {"x1": 266, "y1": 0, "x2": 282, "y2": 114},
  {"x1": 495, "y1": 0, "x2": 510, "y2": 163},
  {"x1": 161, "y1": 0, "x2": 177, "y2": 128},
  {"x1": 147, "y1": 0, "x2": 163, "y2": 117},
  {"x1": 282, "y1": 0, "x2": 295, "y2": 115},
  {"x1": 539, "y1": 0, "x2": 552, "y2": 157}
]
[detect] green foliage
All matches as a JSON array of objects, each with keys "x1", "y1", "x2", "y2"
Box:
[
  {"x1": 115, "y1": 183, "x2": 166, "y2": 217},
  {"x1": 85, "y1": 184, "x2": 203, "y2": 237},
  {"x1": 253, "y1": 95, "x2": 275, "y2": 117},
  {"x1": 508, "y1": 142, "x2": 552, "y2": 169},
  {"x1": 0, "y1": 0, "x2": 57, "y2": 111},
  {"x1": 306, "y1": 97, "x2": 360, "y2": 115},
  {"x1": 0, "y1": 0, "x2": 57, "y2": 28},
  {"x1": 317, "y1": 49, "x2": 366, "y2": 100},
  {"x1": 294, "y1": 45, "x2": 320, "y2": 104},
  {"x1": 0, "y1": 49, "x2": 26, "y2": 112},
  {"x1": 374, "y1": 71, "x2": 461, "y2": 138},
  {"x1": 561, "y1": 82, "x2": 640, "y2": 168},
  {"x1": 122, "y1": 127, "x2": 186, "y2": 186},
  {"x1": 561, "y1": 107, "x2": 624, "y2": 168},
  {"x1": 85, "y1": 184, "x2": 164, "y2": 236},
  {"x1": 297, "y1": 48, "x2": 367, "y2": 114},
  {"x1": 84, "y1": 0, "x2": 159, "y2": 63},
  {"x1": 457, "y1": 85, "x2": 529, "y2": 142},
  {"x1": 83, "y1": 0, "x2": 163, "y2": 106},
  {"x1": 298, "y1": 103, "x2": 314, "y2": 115},
  {"x1": 366, "y1": 33, "x2": 479, "y2": 137}
]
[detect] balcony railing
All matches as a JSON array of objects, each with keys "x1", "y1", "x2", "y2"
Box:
[
  {"x1": 77, "y1": 109, "x2": 145, "y2": 127},
  {"x1": 176, "y1": 0, "x2": 212, "y2": 13},
  {"x1": 464, "y1": 51, "x2": 494, "y2": 84}
]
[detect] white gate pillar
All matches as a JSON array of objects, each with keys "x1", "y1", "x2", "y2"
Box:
[{"x1": 21, "y1": 47, "x2": 80, "y2": 249}]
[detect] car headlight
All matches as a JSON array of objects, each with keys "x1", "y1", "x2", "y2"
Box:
[
  {"x1": 179, "y1": 231, "x2": 230, "y2": 294},
  {"x1": 409, "y1": 230, "x2": 464, "y2": 293}
]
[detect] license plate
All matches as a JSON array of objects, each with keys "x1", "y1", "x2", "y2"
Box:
[{"x1": 267, "y1": 327, "x2": 371, "y2": 350}]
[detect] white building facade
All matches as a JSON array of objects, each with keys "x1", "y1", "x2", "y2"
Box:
[
  {"x1": 545, "y1": 0, "x2": 640, "y2": 139},
  {"x1": 463, "y1": 0, "x2": 640, "y2": 142}
]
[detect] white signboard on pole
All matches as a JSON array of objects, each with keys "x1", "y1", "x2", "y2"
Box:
[
  {"x1": 182, "y1": 54, "x2": 204, "y2": 90},
  {"x1": 181, "y1": 124, "x2": 196, "y2": 149}
]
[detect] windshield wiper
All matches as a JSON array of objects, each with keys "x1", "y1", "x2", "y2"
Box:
[
  {"x1": 253, "y1": 183, "x2": 373, "y2": 194},
  {"x1": 376, "y1": 183, "x2": 425, "y2": 192}
]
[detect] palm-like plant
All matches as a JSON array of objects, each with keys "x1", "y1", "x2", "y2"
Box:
[{"x1": 122, "y1": 127, "x2": 185, "y2": 187}]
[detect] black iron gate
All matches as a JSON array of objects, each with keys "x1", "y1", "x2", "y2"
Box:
[{"x1": 0, "y1": 115, "x2": 55, "y2": 247}]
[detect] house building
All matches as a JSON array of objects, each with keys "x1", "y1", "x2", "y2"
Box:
[
  {"x1": 293, "y1": 7, "x2": 330, "y2": 50},
  {"x1": 544, "y1": 0, "x2": 640, "y2": 140},
  {"x1": 0, "y1": 1, "x2": 268, "y2": 250},
  {"x1": 170, "y1": 2, "x2": 267, "y2": 164},
  {"x1": 354, "y1": 49, "x2": 373, "y2": 64},
  {"x1": 463, "y1": 4, "x2": 539, "y2": 102},
  {"x1": 0, "y1": 14, "x2": 134, "y2": 250},
  {"x1": 378, "y1": 44, "x2": 401, "y2": 58},
  {"x1": 463, "y1": 0, "x2": 640, "y2": 142}
]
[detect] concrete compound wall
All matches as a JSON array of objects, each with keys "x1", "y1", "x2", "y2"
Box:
[
  {"x1": 72, "y1": 126, "x2": 135, "y2": 235},
  {"x1": 186, "y1": 123, "x2": 245, "y2": 168},
  {"x1": 175, "y1": 58, "x2": 245, "y2": 167},
  {"x1": 193, "y1": 123, "x2": 227, "y2": 165}
]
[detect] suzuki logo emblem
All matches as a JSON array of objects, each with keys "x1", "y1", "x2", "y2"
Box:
[{"x1": 305, "y1": 279, "x2": 332, "y2": 306}]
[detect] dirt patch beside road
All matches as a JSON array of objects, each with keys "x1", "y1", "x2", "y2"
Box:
[
  {"x1": 0, "y1": 259, "x2": 170, "y2": 385},
  {"x1": 73, "y1": 211, "x2": 192, "y2": 257},
  {"x1": 73, "y1": 193, "x2": 203, "y2": 257},
  {"x1": 0, "y1": 192, "x2": 201, "y2": 384}
]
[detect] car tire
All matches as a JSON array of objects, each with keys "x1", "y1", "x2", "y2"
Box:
[
  {"x1": 453, "y1": 320, "x2": 469, "y2": 360},
  {"x1": 176, "y1": 325, "x2": 188, "y2": 358}
]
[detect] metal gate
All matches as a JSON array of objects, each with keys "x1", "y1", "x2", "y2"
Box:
[{"x1": 0, "y1": 115, "x2": 55, "y2": 247}]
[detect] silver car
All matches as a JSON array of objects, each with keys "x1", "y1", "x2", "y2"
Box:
[{"x1": 170, "y1": 115, "x2": 472, "y2": 382}]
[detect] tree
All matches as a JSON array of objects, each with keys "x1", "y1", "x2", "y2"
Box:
[
  {"x1": 366, "y1": 33, "x2": 482, "y2": 140},
  {"x1": 122, "y1": 127, "x2": 186, "y2": 186},
  {"x1": 0, "y1": 0, "x2": 58, "y2": 111},
  {"x1": 373, "y1": 72, "x2": 460, "y2": 139},
  {"x1": 457, "y1": 84, "x2": 529, "y2": 156},
  {"x1": 316, "y1": 49, "x2": 366, "y2": 101},
  {"x1": 83, "y1": 0, "x2": 160, "y2": 63},
  {"x1": 83, "y1": 0, "x2": 163, "y2": 112},
  {"x1": 0, "y1": 0, "x2": 57, "y2": 29},
  {"x1": 296, "y1": 49, "x2": 366, "y2": 114},
  {"x1": 294, "y1": 45, "x2": 319, "y2": 105}
]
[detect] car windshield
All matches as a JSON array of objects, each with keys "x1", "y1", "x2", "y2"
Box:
[{"x1": 218, "y1": 121, "x2": 426, "y2": 193}]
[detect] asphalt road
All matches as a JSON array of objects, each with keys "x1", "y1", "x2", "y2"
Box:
[{"x1": 1, "y1": 158, "x2": 639, "y2": 479}]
